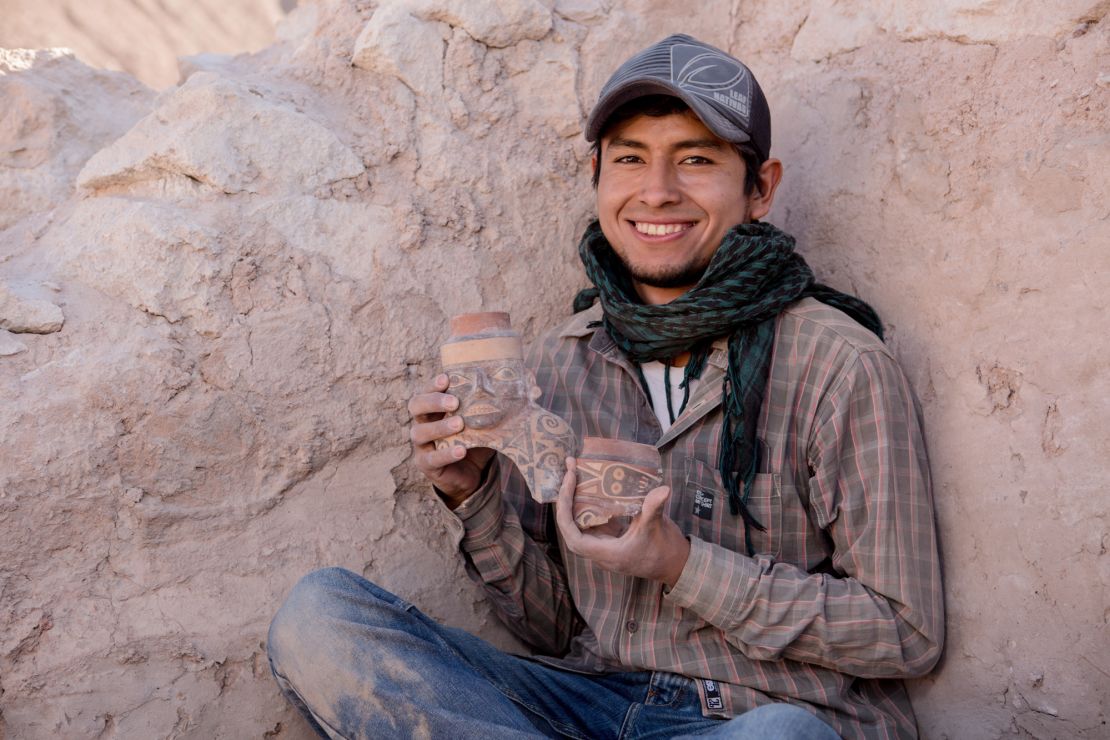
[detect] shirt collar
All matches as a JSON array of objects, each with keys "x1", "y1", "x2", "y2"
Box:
[{"x1": 558, "y1": 303, "x2": 602, "y2": 338}]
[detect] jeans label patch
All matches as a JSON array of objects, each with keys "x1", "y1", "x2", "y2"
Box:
[
  {"x1": 693, "y1": 489, "x2": 715, "y2": 520},
  {"x1": 702, "y1": 678, "x2": 724, "y2": 710}
]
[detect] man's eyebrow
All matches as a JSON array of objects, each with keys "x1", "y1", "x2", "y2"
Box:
[
  {"x1": 672, "y1": 138, "x2": 725, "y2": 150},
  {"x1": 606, "y1": 137, "x2": 646, "y2": 150},
  {"x1": 605, "y1": 137, "x2": 726, "y2": 151}
]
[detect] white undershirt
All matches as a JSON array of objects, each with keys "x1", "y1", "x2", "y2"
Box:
[{"x1": 639, "y1": 361, "x2": 697, "y2": 432}]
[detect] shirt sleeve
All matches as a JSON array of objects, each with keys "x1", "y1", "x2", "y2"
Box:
[
  {"x1": 665, "y1": 348, "x2": 944, "y2": 679},
  {"x1": 455, "y1": 455, "x2": 584, "y2": 655}
]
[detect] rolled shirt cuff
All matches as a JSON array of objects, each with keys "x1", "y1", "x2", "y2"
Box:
[
  {"x1": 664, "y1": 536, "x2": 761, "y2": 628},
  {"x1": 452, "y1": 456, "x2": 505, "y2": 551}
]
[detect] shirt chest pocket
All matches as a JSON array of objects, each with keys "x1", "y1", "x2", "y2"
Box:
[{"x1": 682, "y1": 457, "x2": 782, "y2": 558}]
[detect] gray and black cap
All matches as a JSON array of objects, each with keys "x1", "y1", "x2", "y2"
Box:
[{"x1": 585, "y1": 34, "x2": 772, "y2": 162}]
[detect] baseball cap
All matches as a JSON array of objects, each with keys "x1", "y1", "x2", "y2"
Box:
[{"x1": 585, "y1": 34, "x2": 771, "y2": 161}]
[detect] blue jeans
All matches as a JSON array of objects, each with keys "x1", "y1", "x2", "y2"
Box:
[{"x1": 267, "y1": 567, "x2": 840, "y2": 739}]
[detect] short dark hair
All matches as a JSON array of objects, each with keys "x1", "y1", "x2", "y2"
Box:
[{"x1": 590, "y1": 95, "x2": 765, "y2": 196}]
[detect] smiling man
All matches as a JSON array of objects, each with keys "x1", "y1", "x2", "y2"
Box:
[
  {"x1": 593, "y1": 108, "x2": 764, "y2": 301},
  {"x1": 267, "y1": 35, "x2": 944, "y2": 739}
]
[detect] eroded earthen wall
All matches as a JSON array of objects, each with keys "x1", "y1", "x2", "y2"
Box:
[{"x1": 1, "y1": 1, "x2": 1107, "y2": 737}]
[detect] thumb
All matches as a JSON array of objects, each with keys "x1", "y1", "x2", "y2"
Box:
[{"x1": 640, "y1": 485, "x2": 671, "y2": 521}]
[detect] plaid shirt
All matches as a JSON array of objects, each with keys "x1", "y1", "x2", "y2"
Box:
[{"x1": 450, "y1": 298, "x2": 943, "y2": 739}]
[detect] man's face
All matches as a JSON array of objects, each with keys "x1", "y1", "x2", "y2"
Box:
[
  {"x1": 447, "y1": 359, "x2": 530, "y2": 430},
  {"x1": 595, "y1": 110, "x2": 751, "y2": 304}
]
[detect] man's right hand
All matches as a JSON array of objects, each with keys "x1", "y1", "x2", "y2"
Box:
[{"x1": 408, "y1": 373, "x2": 496, "y2": 509}]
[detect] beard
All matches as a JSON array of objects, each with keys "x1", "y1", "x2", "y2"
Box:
[{"x1": 617, "y1": 252, "x2": 713, "y2": 289}]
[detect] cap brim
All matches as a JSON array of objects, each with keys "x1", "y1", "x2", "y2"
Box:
[{"x1": 585, "y1": 78, "x2": 752, "y2": 147}]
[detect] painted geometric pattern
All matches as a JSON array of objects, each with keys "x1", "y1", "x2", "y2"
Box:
[{"x1": 573, "y1": 459, "x2": 661, "y2": 529}]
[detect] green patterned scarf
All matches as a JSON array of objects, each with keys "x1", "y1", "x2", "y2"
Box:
[{"x1": 574, "y1": 219, "x2": 883, "y2": 555}]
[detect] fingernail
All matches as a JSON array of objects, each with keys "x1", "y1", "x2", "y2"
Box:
[
  {"x1": 450, "y1": 417, "x2": 464, "y2": 430},
  {"x1": 453, "y1": 446, "x2": 466, "y2": 458},
  {"x1": 436, "y1": 373, "x2": 448, "y2": 386},
  {"x1": 445, "y1": 396, "x2": 458, "y2": 410}
]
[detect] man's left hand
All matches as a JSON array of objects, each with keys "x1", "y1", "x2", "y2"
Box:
[{"x1": 555, "y1": 458, "x2": 691, "y2": 588}]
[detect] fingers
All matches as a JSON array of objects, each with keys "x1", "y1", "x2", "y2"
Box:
[
  {"x1": 638, "y1": 485, "x2": 671, "y2": 522},
  {"x1": 555, "y1": 457, "x2": 585, "y2": 547},
  {"x1": 407, "y1": 374, "x2": 459, "y2": 421},
  {"x1": 415, "y1": 441, "x2": 467, "y2": 474},
  {"x1": 410, "y1": 414, "x2": 464, "y2": 447},
  {"x1": 555, "y1": 457, "x2": 577, "y2": 514},
  {"x1": 560, "y1": 480, "x2": 674, "y2": 564},
  {"x1": 408, "y1": 374, "x2": 465, "y2": 462}
]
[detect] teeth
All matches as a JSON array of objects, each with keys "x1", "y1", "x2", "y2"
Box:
[{"x1": 634, "y1": 222, "x2": 690, "y2": 236}]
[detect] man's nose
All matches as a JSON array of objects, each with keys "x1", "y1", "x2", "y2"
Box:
[{"x1": 638, "y1": 161, "x2": 681, "y2": 207}]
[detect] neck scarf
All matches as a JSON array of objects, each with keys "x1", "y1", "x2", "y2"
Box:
[{"x1": 574, "y1": 220, "x2": 882, "y2": 555}]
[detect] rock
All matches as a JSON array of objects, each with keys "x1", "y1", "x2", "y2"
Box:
[
  {"x1": 788, "y1": 0, "x2": 1102, "y2": 62},
  {"x1": 554, "y1": 0, "x2": 608, "y2": 23},
  {"x1": 407, "y1": 0, "x2": 552, "y2": 48},
  {"x1": 55, "y1": 198, "x2": 231, "y2": 335},
  {"x1": 0, "y1": 49, "x2": 153, "y2": 231},
  {"x1": 791, "y1": 3, "x2": 879, "y2": 62},
  {"x1": 248, "y1": 197, "x2": 403, "y2": 280},
  {"x1": 0, "y1": 329, "x2": 28, "y2": 355},
  {"x1": 0, "y1": 283, "x2": 64, "y2": 334},
  {"x1": 177, "y1": 52, "x2": 239, "y2": 82},
  {"x1": 352, "y1": 4, "x2": 447, "y2": 97},
  {"x1": 77, "y1": 73, "x2": 364, "y2": 196},
  {"x1": 506, "y1": 42, "x2": 582, "y2": 137}
]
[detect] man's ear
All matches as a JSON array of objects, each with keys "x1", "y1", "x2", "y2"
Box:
[{"x1": 747, "y1": 158, "x2": 784, "y2": 221}]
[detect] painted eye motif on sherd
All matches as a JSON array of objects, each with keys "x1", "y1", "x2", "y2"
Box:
[
  {"x1": 447, "y1": 372, "x2": 474, "y2": 397},
  {"x1": 491, "y1": 366, "x2": 519, "y2": 382}
]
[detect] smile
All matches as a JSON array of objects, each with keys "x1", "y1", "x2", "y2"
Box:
[{"x1": 632, "y1": 221, "x2": 695, "y2": 237}]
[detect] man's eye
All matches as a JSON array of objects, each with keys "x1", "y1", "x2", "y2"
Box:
[
  {"x1": 682, "y1": 155, "x2": 712, "y2": 165},
  {"x1": 613, "y1": 155, "x2": 643, "y2": 164},
  {"x1": 492, "y1": 367, "x2": 519, "y2": 382}
]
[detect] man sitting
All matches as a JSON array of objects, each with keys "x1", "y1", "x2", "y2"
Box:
[{"x1": 267, "y1": 34, "x2": 943, "y2": 739}]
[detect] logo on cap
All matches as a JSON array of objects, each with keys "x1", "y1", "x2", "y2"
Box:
[{"x1": 670, "y1": 43, "x2": 751, "y2": 123}]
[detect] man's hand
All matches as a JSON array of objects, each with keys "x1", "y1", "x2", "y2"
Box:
[
  {"x1": 555, "y1": 458, "x2": 691, "y2": 588},
  {"x1": 408, "y1": 373, "x2": 495, "y2": 509}
]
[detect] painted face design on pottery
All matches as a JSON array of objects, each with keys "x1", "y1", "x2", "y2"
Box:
[
  {"x1": 437, "y1": 311, "x2": 577, "y2": 503},
  {"x1": 447, "y1": 358, "x2": 530, "y2": 430}
]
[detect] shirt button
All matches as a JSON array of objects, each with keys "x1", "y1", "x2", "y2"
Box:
[{"x1": 626, "y1": 619, "x2": 638, "y2": 633}]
